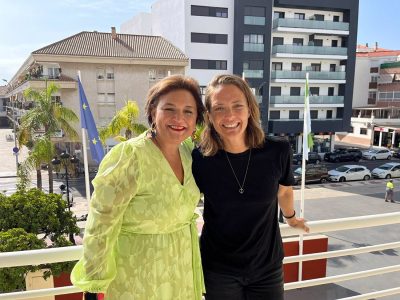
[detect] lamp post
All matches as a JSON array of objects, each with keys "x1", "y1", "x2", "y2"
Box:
[
  {"x1": 2, "y1": 79, "x2": 19, "y2": 170},
  {"x1": 51, "y1": 151, "x2": 79, "y2": 244}
]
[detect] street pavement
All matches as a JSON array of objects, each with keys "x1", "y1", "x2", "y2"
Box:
[{"x1": 1, "y1": 128, "x2": 400, "y2": 299}]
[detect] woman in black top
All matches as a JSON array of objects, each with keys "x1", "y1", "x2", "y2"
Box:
[{"x1": 192, "y1": 74, "x2": 309, "y2": 300}]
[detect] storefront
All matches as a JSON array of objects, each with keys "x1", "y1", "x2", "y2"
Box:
[{"x1": 373, "y1": 127, "x2": 400, "y2": 148}]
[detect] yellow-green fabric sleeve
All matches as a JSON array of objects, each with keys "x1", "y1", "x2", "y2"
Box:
[{"x1": 71, "y1": 141, "x2": 139, "y2": 293}]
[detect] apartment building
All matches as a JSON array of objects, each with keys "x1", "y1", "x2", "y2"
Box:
[
  {"x1": 4, "y1": 28, "x2": 188, "y2": 160},
  {"x1": 338, "y1": 45, "x2": 400, "y2": 147},
  {"x1": 122, "y1": 0, "x2": 359, "y2": 153}
]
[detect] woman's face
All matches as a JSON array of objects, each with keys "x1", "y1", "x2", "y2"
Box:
[
  {"x1": 152, "y1": 89, "x2": 198, "y2": 146},
  {"x1": 208, "y1": 84, "x2": 250, "y2": 146}
]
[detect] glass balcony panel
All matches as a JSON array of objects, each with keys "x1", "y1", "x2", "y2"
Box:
[
  {"x1": 270, "y1": 95, "x2": 344, "y2": 104},
  {"x1": 243, "y1": 70, "x2": 264, "y2": 78},
  {"x1": 273, "y1": 18, "x2": 349, "y2": 31},
  {"x1": 244, "y1": 16, "x2": 266, "y2": 26},
  {"x1": 271, "y1": 70, "x2": 346, "y2": 80},
  {"x1": 272, "y1": 45, "x2": 347, "y2": 56},
  {"x1": 244, "y1": 43, "x2": 264, "y2": 52}
]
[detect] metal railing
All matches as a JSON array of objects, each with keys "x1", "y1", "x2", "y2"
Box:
[
  {"x1": 271, "y1": 70, "x2": 346, "y2": 80},
  {"x1": 243, "y1": 69, "x2": 264, "y2": 78},
  {"x1": 270, "y1": 95, "x2": 344, "y2": 104},
  {"x1": 272, "y1": 45, "x2": 348, "y2": 56},
  {"x1": 1, "y1": 212, "x2": 400, "y2": 299},
  {"x1": 244, "y1": 16, "x2": 266, "y2": 26},
  {"x1": 243, "y1": 43, "x2": 264, "y2": 52}
]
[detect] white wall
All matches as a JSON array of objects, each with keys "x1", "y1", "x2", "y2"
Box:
[
  {"x1": 120, "y1": 12, "x2": 152, "y2": 35},
  {"x1": 352, "y1": 57, "x2": 372, "y2": 108}
]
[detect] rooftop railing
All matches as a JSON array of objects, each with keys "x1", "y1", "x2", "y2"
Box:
[
  {"x1": 270, "y1": 95, "x2": 344, "y2": 104},
  {"x1": 271, "y1": 70, "x2": 346, "y2": 80},
  {"x1": 273, "y1": 17, "x2": 349, "y2": 32},
  {"x1": 272, "y1": 45, "x2": 348, "y2": 56},
  {"x1": 1, "y1": 212, "x2": 400, "y2": 299}
]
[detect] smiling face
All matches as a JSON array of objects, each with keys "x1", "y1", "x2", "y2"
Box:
[
  {"x1": 152, "y1": 89, "x2": 198, "y2": 146},
  {"x1": 208, "y1": 84, "x2": 250, "y2": 150}
]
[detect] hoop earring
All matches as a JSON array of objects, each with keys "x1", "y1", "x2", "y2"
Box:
[
  {"x1": 191, "y1": 130, "x2": 197, "y2": 142},
  {"x1": 151, "y1": 123, "x2": 157, "y2": 138}
]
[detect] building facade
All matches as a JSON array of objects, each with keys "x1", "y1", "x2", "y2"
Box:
[
  {"x1": 4, "y1": 28, "x2": 188, "y2": 161},
  {"x1": 122, "y1": 0, "x2": 359, "y2": 153}
]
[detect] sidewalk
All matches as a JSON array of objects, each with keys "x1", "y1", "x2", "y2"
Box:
[{"x1": 0, "y1": 128, "x2": 28, "y2": 178}]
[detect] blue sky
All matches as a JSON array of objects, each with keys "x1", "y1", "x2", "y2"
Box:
[{"x1": 0, "y1": 0, "x2": 399, "y2": 81}]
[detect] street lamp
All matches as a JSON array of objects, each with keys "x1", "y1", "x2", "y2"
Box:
[
  {"x1": 51, "y1": 151, "x2": 79, "y2": 244},
  {"x1": 2, "y1": 78, "x2": 19, "y2": 170}
]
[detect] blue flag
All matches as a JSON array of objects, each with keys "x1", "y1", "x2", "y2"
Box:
[{"x1": 78, "y1": 77, "x2": 104, "y2": 163}]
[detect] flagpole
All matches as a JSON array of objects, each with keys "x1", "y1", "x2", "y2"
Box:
[
  {"x1": 77, "y1": 71, "x2": 91, "y2": 203},
  {"x1": 298, "y1": 72, "x2": 310, "y2": 282}
]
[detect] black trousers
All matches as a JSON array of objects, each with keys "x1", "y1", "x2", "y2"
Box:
[{"x1": 204, "y1": 264, "x2": 284, "y2": 300}]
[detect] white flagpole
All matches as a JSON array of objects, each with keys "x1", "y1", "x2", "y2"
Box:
[
  {"x1": 298, "y1": 72, "x2": 310, "y2": 282},
  {"x1": 77, "y1": 71, "x2": 91, "y2": 204}
]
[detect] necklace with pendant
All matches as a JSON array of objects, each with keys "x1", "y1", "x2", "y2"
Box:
[{"x1": 225, "y1": 149, "x2": 252, "y2": 194}]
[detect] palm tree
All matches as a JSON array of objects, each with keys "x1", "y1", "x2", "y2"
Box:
[
  {"x1": 20, "y1": 82, "x2": 79, "y2": 193},
  {"x1": 99, "y1": 100, "x2": 147, "y2": 144},
  {"x1": 21, "y1": 137, "x2": 55, "y2": 190}
]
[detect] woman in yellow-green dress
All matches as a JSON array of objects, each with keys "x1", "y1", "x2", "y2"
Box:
[{"x1": 71, "y1": 75, "x2": 206, "y2": 300}]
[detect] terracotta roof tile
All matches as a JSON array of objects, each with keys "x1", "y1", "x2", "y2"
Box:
[{"x1": 32, "y1": 31, "x2": 188, "y2": 60}]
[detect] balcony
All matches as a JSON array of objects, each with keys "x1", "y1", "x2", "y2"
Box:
[
  {"x1": 271, "y1": 70, "x2": 346, "y2": 82},
  {"x1": 272, "y1": 45, "x2": 347, "y2": 59},
  {"x1": 270, "y1": 95, "x2": 344, "y2": 105},
  {"x1": 243, "y1": 43, "x2": 264, "y2": 52},
  {"x1": 1, "y1": 212, "x2": 400, "y2": 299},
  {"x1": 273, "y1": 17, "x2": 349, "y2": 34},
  {"x1": 244, "y1": 16, "x2": 265, "y2": 26},
  {"x1": 243, "y1": 70, "x2": 263, "y2": 78}
]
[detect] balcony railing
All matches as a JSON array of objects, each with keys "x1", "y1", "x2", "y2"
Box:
[
  {"x1": 244, "y1": 16, "x2": 265, "y2": 26},
  {"x1": 271, "y1": 70, "x2": 346, "y2": 80},
  {"x1": 270, "y1": 95, "x2": 344, "y2": 104},
  {"x1": 272, "y1": 45, "x2": 348, "y2": 56},
  {"x1": 273, "y1": 17, "x2": 349, "y2": 31},
  {"x1": 243, "y1": 70, "x2": 264, "y2": 78},
  {"x1": 243, "y1": 43, "x2": 264, "y2": 52},
  {"x1": 1, "y1": 212, "x2": 400, "y2": 299}
]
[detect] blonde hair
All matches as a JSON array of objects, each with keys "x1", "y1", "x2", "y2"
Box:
[
  {"x1": 200, "y1": 74, "x2": 265, "y2": 156},
  {"x1": 145, "y1": 75, "x2": 205, "y2": 126}
]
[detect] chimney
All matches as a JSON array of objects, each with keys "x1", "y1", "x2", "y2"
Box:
[
  {"x1": 111, "y1": 27, "x2": 117, "y2": 39},
  {"x1": 366, "y1": 42, "x2": 368, "y2": 48},
  {"x1": 375, "y1": 41, "x2": 378, "y2": 50}
]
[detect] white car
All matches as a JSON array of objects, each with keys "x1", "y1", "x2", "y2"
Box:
[
  {"x1": 371, "y1": 162, "x2": 400, "y2": 179},
  {"x1": 362, "y1": 148, "x2": 392, "y2": 160},
  {"x1": 328, "y1": 165, "x2": 371, "y2": 182}
]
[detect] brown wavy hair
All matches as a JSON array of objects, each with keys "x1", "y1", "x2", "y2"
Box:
[
  {"x1": 200, "y1": 74, "x2": 265, "y2": 156},
  {"x1": 145, "y1": 75, "x2": 205, "y2": 126}
]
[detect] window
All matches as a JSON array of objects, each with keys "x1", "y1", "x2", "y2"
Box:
[
  {"x1": 310, "y1": 110, "x2": 318, "y2": 119},
  {"x1": 191, "y1": 5, "x2": 228, "y2": 18},
  {"x1": 200, "y1": 86, "x2": 206, "y2": 95},
  {"x1": 331, "y1": 40, "x2": 338, "y2": 47},
  {"x1": 97, "y1": 68, "x2": 105, "y2": 80},
  {"x1": 311, "y1": 63, "x2": 321, "y2": 72},
  {"x1": 245, "y1": 6, "x2": 265, "y2": 17},
  {"x1": 47, "y1": 67, "x2": 61, "y2": 79},
  {"x1": 271, "y1": 86, "x2": 281, "y2": 96},
  {"x1": 370, "y1": 67, "x2": 379, "y2": 73},
  {"x1": 371, "y1": 76, "x2": 378, "y2": 83},
  {"x1": 369, "y1": 91, "x2": 377, "y2": 99},
  {"x1": 273, "y1": 37, "x2": 284, "y2": 46},
  {"x1": 270, "y1": 111, "x2": 280, "y2": 119},
  {"x1": 333, "y1": 16, "x2": 340, "y2": 22},
  {"x1": 243, "y1": 60, "x2": 263, "y2": 70},
  {"x1": 360, "y1": 128, "x2": 368, "y2": 135},
  {"x1": 328, "y1": 87, "x2": 334, "y2": 96},
  {"x1": 310, "y1": 87, "x2": 320, "y2": 96},
  {"x1": 290, "y1": 87, "x2": 301, "y2": 96},
  {"x1": 149, "y1": 69, "x2": 156, "y2": 81},
  {"x1": 191, "y1": 59, "x2": 227, "y2": 70},
  {"x1": 272, "y1": 62, "x2": 282, "y2": 71},
  {"x1": 293, "y1": 38, "x2": 303, "y2": 46},
  {"x1": 311, "y1": 39, "x2": 323, "y2": 46},
  {"x1": 274, "y1": 11, "x2": 285, "y2": 19},
  {"x1": 330, "y1": 64, "x2": 336, "y2": 72},
  {"x1": 291, "y1": 63, "x2": 302, "y2": 71},
  {"x1": 289, "y1": 110, "x2": 299, "y2": 119},
  {"x1": 326, "y1": 110, "x2": 333, "y2": 119},
  {"x1": 244, "y1": 34, "x2": 264, "y2": 44},
  {"x1": 106, "y1": 67, "x2": 114, "y2": 80},
  {"x1": 294, "y1": 13, "x2": 305, "y2": 20},
  {"x1": 191, "y1": 33, "x2": 228, "y2": 44},
  {"x1": 51, "y1": 96, "x2": 61, "y2": 104},
  {"x1": 314, "y1": 14, "x2": 325, "y2": 21}
]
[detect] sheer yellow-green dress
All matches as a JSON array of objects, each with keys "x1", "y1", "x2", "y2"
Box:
[{"x1": 71, "y1": 133, "x2": 204, "y2": 300}]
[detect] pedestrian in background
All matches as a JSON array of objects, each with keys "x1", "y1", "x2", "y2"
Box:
[{"x1": 385, "y1": 179, "x2": 395, "y2": 203}]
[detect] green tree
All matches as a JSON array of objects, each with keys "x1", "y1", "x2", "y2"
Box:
[
  {"x1": 20, "y1": 82, "x2": 79, "y2": 192},
  {"x1": 99, "y1": 100, "x2": 147, "y2": 144}
]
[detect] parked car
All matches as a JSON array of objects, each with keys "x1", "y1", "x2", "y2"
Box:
[
  {"x1": 292, "y1": 152, "x2": 321, "y2": 165},
  {"x1": 324, "y1": 148, "x2": 362, "y2": 163},
  {"x1": 371, "y1": 162, "x2": 400, "y2": 179},
  {"x1": 391, "y1": 149, "x2": 400, "y2": 158},
  {"x1": 328, "y1": 165, "x2": 371, "y2": 182},
  {"x1": 362, "y1": 148, "x2": 392, "y2": 160},
  {"x1": 293, "y1": 164, "x2": 329, "y2": 185}
]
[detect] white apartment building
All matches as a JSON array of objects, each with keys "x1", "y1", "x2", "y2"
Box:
[{"x1": 122, "y1": 0, "x2": 359, "y2": 153}]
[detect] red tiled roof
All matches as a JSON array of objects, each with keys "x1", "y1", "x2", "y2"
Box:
[
  {"x1": 32, "y1": 31, "x2": 188, "y2": 60},
  {"x1": 356, "y1": 44, "x2": 400, "y2": 57}
]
